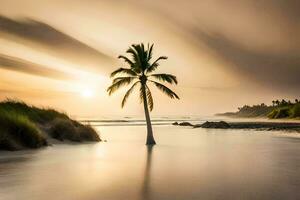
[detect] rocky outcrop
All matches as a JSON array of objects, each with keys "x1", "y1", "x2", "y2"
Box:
[
  {"x1": 172, "y1": 121, "x2": 194, "y2": 126},
  {"x1": 193, "y1": 121, "x2": 231, "y2": 129}
]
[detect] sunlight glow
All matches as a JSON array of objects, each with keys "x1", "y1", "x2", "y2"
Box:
[{"x1": 81, "y1": 88, "x2": 95, "y2": 98}]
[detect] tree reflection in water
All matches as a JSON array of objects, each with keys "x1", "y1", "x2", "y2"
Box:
[{"x1": 141, "y1": 145, "x2": 154, "y2": 200}]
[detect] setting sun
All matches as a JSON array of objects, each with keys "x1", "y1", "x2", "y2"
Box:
[{"x1": 81, "y1": 88, "x2": 94, "y2": 98}]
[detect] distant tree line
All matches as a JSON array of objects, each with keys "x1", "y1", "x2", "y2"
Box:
[
  {"x1": 218, "y1": 98, "x2": 300, "y2": 119},
  {"x1": 271, "y1": 99, "x2": 299, "y2": 107},
  {"x1": 238, "y1": 99, "x2": 299, "y2": 111}
]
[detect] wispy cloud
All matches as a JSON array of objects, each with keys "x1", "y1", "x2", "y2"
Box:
[
  {"x1": 138, "y1": 0, "x2": 300, "y2": 92},
  {"x1": 0, "y1": 15, "x2": 114, "y2": 72},
  {"x1": 0, "y1": 54, "x2": 73, "y2": 80},
  {"x1": 192, "y1": 29, "x2": 300, "y2": 91}
]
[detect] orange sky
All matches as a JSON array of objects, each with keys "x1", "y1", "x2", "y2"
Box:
[{"x1": 0, "y1": 0, "x2": 299, "y2": 117}]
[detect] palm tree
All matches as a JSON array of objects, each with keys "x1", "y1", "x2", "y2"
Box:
[
  {"x1": 281, "y1": 99, "x2": 287, "y2": 106},
  {"x1": 272, "y1": 100, "x2": 275, "y2": 107},
  {"x1": 107, "y1": 43, "x2": 179, "y2": 145}
]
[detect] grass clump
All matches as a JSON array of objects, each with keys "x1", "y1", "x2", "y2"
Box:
[
  {"x1": 268, "y1": 107, "x2": 290, "y2": 119},
  {"x1": 290, "y1": 104, "x2": 300, "y2": 118},
  {"x1": 268, "y1": 103, "x2": 300, "y2": 119},
  {"x1": 0, "y1": 99, "x2": 68, "y2": 124},
  {"x1": 49, "y1": 118, "x2": 101, "y2": 142},
  {"x1": 0, "y1": 99, "x2": 101, "y2": 151},
  {"x1": 0, "y1": 110, "x2": 47, "y2": 150}
]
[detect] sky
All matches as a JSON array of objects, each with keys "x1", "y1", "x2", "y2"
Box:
[{"x1": 0, "y1": 0, "x2": 299, "y2": 117}]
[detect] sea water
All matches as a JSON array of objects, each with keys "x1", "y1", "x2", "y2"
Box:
[{"x1": 0, "y1": 118, "x2": 299, "y2": 200}]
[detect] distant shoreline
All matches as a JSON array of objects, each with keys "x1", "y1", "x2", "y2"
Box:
[
  {"x1": 216, "y1": 113, "x2": 300, "y2": 121},
  {"x1": 173, "y1": 120, "x2": 300, "y2": 133},
  {"x1": 216, "y1": 100, "x2": 300, "y2": 120}
]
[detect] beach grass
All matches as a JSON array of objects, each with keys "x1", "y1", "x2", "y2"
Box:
[
  {"x1": 268, "y1": 103, "x2": 300, "y2": 119},
  {"x1": 49, "y1": 118, "x2": 100, "y2": 142},
  {"x1": 291, "y1": 104, "x2": 300, "y2": 118},
  {"x1": 0, "y1": 109, "x2": 47, "y2": 150},
  {"x1": 0, "y1": 99, "x2": 69, "y2": 124},
  {"x1": 0, "y1": 99, "x2": 100, "y2": 151}
]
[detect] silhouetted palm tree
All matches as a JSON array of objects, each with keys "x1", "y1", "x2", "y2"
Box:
[
  {"x1": 272, "y1": 100, "x2": 275, "y2": 107},
  {"x1": 107, "y1": 43, "x2": 179, "y2": 145},
  {"x1": 281, "y1": 99, "x2": 287, "y2": 106}
]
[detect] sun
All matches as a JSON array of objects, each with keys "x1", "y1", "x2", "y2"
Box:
[{"x1": 81, "y1": 88, "x2": 95, "y2": 98}]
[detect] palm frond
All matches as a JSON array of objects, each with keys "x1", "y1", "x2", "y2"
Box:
[
  {"x1": 150, "y1": 73, "x2": 178, "y2": 84},
  {"x1": 127, "y1": 46, "x2": 140, "y2": 65},
  {"x1": 147, "y1": 44, "x2": 154, "y2": 61},
  {"x1": 121, "y1": 81, "x2": 140, "y2": 108},
  {"x1": 146, "y1": 56, "x2": 168, "y2": 74},
  {"x1": 126, "y1": 46, "x2": 142, "y2": 72},
  {"x1": 118, "y1": 55, "x2": 134, "y2": 66},
  {"x1": 145, "y1": 85, "x2": 154, "y2": 111},
  {"x1": 150, "y1": 81, "x2": 179, "y2": 99},
  {"x1": 132, "y1": 44, "x2": 148, "y2": 71},
  {"x1": 112, "y1": 76, "x2": 137, "y2": 84},
  {"x1": 110, "y1": 67, "x2": 137, "y2": 77},
  {"x1": 107, "y1": 77, "x2": 137, "y2": 95}
]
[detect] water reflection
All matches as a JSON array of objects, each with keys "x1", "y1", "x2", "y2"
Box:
[{"x1": 141, "y1": 145, "x2": 154, "y2": 200}]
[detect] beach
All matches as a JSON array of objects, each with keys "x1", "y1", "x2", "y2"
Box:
[
  {"x1": 0, "y1": 118, "x2": 299, "y2": 200},
  {"x1": 1, "y1": 1, "x2": 299, "y2": 199}
]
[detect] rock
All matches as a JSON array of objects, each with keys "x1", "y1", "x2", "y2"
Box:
[
  {"x1": 172, "y1": 122, "x2": 179, "y2": 125},
  {"x1": 200, "y1": 121, "x2": 231, "y2": 129},
  {"x1": 178, "y1": 122, "x2": 193, "y2": 126},
  {"x1": 193, "y1": 124, "x2": 202, "y2": 128}
]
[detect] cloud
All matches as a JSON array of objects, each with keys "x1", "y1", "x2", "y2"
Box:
[
  {"x1": 0, "y1": 54, "x2": 73, "y2": 80},
  {"x1": 127, "y1": 0, "x2": 300, "y2": 94},
  {"x1": 193, "y1": 29, "x2": 300, "y2": 92},
  {"x1": 0, "y1": 15, "x2": 114, "y2": 72}
]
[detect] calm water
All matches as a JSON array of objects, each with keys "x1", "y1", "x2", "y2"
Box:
[{"x1": 0, "y1": 124, "x2": 299, "y2": 200}]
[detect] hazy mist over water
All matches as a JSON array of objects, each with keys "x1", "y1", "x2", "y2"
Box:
[{"x1": 0, "y1": 122, "x2": 299, "y2": 200}]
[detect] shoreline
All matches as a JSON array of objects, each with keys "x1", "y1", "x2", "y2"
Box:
[
  {"x1": 223, "y1": 121, "x2": 300, "y2": 133},
  {"x1": 216, "y1": 114, "x2": 300, "y2": 121},
  {"x1": 174, "y1": 120, "x2": 300, "y2": 133}
]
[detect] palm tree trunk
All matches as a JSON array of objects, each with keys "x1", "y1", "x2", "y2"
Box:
[{"x1": 142, "y1": 84, "x2": 156, "y2": 145}]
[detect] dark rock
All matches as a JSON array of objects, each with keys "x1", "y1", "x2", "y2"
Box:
[
  {"x1": 178, "y1": 122, "x2": 193, "y2": 126},
  {"x1": 172, "y1": 122, "x2": 179, "y2": 125},
  {"x1": 200, "y1": 121, "x2": 231, "y2": 129},
  {"x1": 193, "y1": 124, "x2": 202, "y2": 128}
]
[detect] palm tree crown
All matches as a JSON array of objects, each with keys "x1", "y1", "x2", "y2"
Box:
[{"x1": 107, "y1": 43, "x2": 179, "y2": 111}]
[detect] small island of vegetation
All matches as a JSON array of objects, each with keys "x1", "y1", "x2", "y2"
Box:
[
  {"x1": 217, "y1": 99, "x2": 300, "y2": 119},
  {"x1": 0, "y1": 100, "x2": 101, "y2": 151}
]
